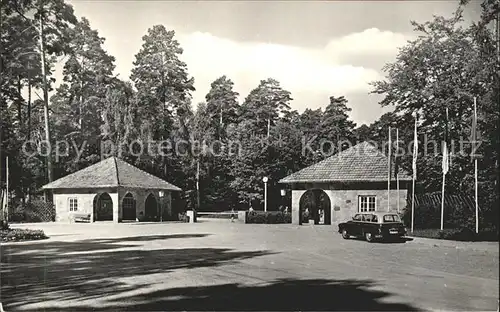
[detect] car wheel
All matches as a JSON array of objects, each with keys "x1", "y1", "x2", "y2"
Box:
[
  {"x1": 365, "y1": 232, "x2": 374, "y2": 242},
  {"x1": 341, "y1": 229, "x2": 349, "y2": 239}
]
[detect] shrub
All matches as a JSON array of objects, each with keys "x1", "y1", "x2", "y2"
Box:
[
  {"x1": 1, "y1": 220, "x2": 9, "y2": 231},
  {"x1": 178, "y1": 212, "x2": 190, "y2": 223},
  {"x1": 476, "y1": 228, "x2": 499, "y2": 241},
  {"x1": 409, "y1": 227, "x2": 499, "y2": 242},
  {"x1": 446, "y1": 204, "x2": 476, "y2": 229},
  {"x1": 246, "y1": 211, "x2": 292, "y2": 224},
  {"x1": 283, "y1": 213, "x2": 292, "y2": 223},
  {"x1": 402, "y1": 204, "x2": 440, "y2": 229},
  {"x1": 200, "y1": 213, "x2": 233, "y2": 219},
  {"x1": 1, "y1": 228, "x2": 48, "y2": 242},
  {"x1": 247, "y1": 211, "x2": 266, "y2": 224},
  {"x1": 402, "y1": 202, "x2": 482, "y2": 231}
]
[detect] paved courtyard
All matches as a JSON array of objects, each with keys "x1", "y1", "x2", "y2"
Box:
[{"x1": 1, "y1": 220, "x2": 498, "y2": 311}]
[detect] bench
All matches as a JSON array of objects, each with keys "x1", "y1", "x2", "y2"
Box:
[{"x1": 72, "y1": 213, "x2": 91, "y2": 223}]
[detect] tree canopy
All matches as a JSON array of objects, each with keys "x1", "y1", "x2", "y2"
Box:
[{"x1": 0, "y1": 0, "x2": 498, "y2": 229}]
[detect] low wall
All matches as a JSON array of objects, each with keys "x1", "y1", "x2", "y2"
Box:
[
  {"x1": 186, "y1": 210, "x2": 197, "y2": 223},
  {"x1": 237, "y1": 211, "x2": 247, "y2": 223},
  {"x1": 186, "y1": 211, "x2": 246, "y2": 223}
]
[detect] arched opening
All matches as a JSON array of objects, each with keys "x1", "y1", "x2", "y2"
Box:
[
  {"x1": 93, "y1": 193, "x2": 113, "y2": 221},
  {"x1": 144, "y1": 193, "x2": 158, "y2": 221},
  {"x1": 122, "y1": 193, "x2": 136, "y2": 221},
  {"x1": 299, "y1": 189, "x2": 331, "y2": 225}
]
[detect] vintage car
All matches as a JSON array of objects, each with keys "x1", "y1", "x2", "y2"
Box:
[{"x1": 338, "y1": 212, "x2": 407, "y2": 242}]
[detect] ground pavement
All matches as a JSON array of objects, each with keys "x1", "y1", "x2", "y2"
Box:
[{"x1": 1, "y1": 220, "x2": 498, "y2": 311}]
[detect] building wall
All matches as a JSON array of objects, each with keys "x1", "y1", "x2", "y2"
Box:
[
  {"x1": 291, "y1": 190, "x2": 307, "y2": 225},
  {"x1": 54, "y1": 188, "x2": 173, "y2": 223},
  {"x1": 291, "y1": 182, "x2": 409, "y2": 226},
  {"x1": 328, "y1": 188, "x2": 408, "y2": 226},
  {"x1": 53, "y1": 188, "x2": 118, "y2": 223},
  {"x1": 118, "y1": 188, "x2": 172, "y2": 221}
]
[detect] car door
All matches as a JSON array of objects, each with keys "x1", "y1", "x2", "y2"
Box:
[
  {"x1": 364, "y1": 214, "x2": 378, "y2": 235},
  {"x1": 350, "y1": 214, "x2": 363, "y2": 236},
  {"x1": 359, "y1": 214, "x2": 370, "y2": 235}
]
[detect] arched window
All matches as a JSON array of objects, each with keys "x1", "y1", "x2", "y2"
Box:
[{"x1": 122, "y1": 193, "x2": 136, "y2": 220}]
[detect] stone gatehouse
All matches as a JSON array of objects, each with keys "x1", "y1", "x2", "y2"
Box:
[
  {"x1": 42, "y1": 156, "x2": 181, "y2": 223},
  {"x1": 279, "y1": 141, "x2": 412, "y2": 226}
]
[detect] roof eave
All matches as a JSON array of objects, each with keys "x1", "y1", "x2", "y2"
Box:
[
  {"x1": 279, "y1": 178, "x2": 413, "y2": 184},
  {"x1": 117, "y1": 185, "x2": 182, "y2": 191},
  {"x1": 41, "y1": 185, "x2": 119, "y2": 190}
]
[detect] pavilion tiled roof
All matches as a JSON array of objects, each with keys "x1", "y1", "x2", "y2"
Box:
[
  {"x1": 42, "y1": 157, "x2": 182, "y2": 191},
  {"x1": 279, "y1": 141, "x2": 412, "y2": 183}
]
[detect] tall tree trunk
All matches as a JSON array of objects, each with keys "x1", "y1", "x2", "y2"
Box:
[
  {"x1": 79, "y1": 59, "x2": 84, "y2": 130},
  {"x1": 17, "y1": 76, "x2": 22, "y2": 127},
  {"x1": 497, "y1": 9, "x2": 499, "y2": 63},
  {"x1": 496, "y1": 10, "x2": 500, "y2": 189},
  {"x1": 0, "y1": 97, "x2": 3, "y2": 190},
  {"x1": 39, "y1": 8, "x2": 53, "y2": 184},
  {"x1": 0, "y1": 4, "x2": 4, "y2": 190},
  {"x1": 79, "y1": 80, "x2": 83, "y2": 130},
  {"x1": 196, "y1": 158, "x2": 200, "y2": 212},
  {"x1": 160, "y1": 51, "x2": 168, "y2": 178},
  {"x1": 267, "y1": 118, "x2": 270, "y2": 139},
  {"x1": 219, "y1": 105, "x2": 223, "y2": 140},
  {"x1": 27, "y1": 60, "x2": 31, "y2": 141}
]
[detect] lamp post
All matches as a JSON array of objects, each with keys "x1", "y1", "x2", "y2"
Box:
[
  {"x1": 280, "y1": 189, "x2": 286, "y2": 211},
  {"x1": 158, "y1": 190, "x2": 164, "y2": 222},
  {"x1": 262, "y1": 177, "x2": 268, "y2": 212}
]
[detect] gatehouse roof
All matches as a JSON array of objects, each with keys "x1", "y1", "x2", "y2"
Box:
[
  {"x1": 41, "y1": 157, "x2": 182, "y2": 191},
  {"x1": 279, "y1": 141, "x2": 412, "y2": 184}
]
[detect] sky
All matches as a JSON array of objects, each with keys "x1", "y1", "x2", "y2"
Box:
[{"x1": 64, "y1": 0, "x2": 482, "y2": 126}]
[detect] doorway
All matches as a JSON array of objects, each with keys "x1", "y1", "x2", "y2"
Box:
[
  {"x1": 93, "y1": 193, "x2": 113, "y2": 221},
  {"x1": 298, "y1": 189, "x2": 331, "y2": 225}
]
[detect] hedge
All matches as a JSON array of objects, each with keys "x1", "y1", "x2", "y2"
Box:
[
  {"x1": 401, "y1": 203, "x2": 488, "y2": 230},
  {"x1": 198, "y1": 213, "x2": 234, "y2": 219},
  {"x1": 401, "y1": 203, "x2": 498, "y2": 241},
  {"x1": 409, "y1": 227, "x2": 498, "y2": 242},
  {"x1": 178, "y1": 212, "x2": 190, "y2": 223},
  {"x1": 246, "y1": 211, "x2": 292, "y2": 224}
]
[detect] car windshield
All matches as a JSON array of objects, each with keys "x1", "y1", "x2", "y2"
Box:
[{"x1": 383, "y1": 214, "x2": 401, "y2": 222}]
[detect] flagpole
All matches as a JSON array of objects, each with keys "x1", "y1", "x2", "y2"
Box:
[
  {"x1": 196, "y1": 158, "x2": 200, "y2": 214},
  {"x1": 475, "y1": 157, "x2": 478, "y2": 232},
  {"x1": 440, "y1": 108, "x2": 449, "y2": 231},
  {"x1": 396, "y1": 128, "x2": 400, "y2": 213},
  {"x1": 411, "y1": 175, "x2": 416, "y2": 233},
  {"x1": 474, "y1": 97, "x2": 479, "y2": 234},
  {"x1": 440, "y1": 166, "x2": 446, "y2": 231},
  {"x1": 5, "y1": 156, "x2": 9, "y2": 223},
  {"x1": 388, "y1": 126, "x2": 391, "y2": 212},
  {"x1": 411, "y1": 113, "x2": 418, "y2": 233}
]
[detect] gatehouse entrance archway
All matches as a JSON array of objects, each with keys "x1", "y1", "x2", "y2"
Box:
[
  {"x1": 298, "y1": 189, "x2": 331, "y2": 225},
  {"x1": 93, "y1": 193, "x2": 113, "y2": 221}
]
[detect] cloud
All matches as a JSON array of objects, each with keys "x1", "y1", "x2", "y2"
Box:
[
  {"x1": 327, "y1": 28, "x2": 413, "y2": 70},
  {"x1": 176, "y1": 28, "x2": 410, "y2": 121},
  {"x1": 325, "y1": 28, "x2": 410, "y2": 57},
  {"x1": 50, "y1": 27, "x2": 409, "y2": 125}
]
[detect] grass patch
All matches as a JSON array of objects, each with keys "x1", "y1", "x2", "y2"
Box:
[
  {"x1": 1, "y1": 228, "x2": 48, "y2": 242},
  {"x1": 409, "y1": 228, "x2": 498, "y2": 242}
]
